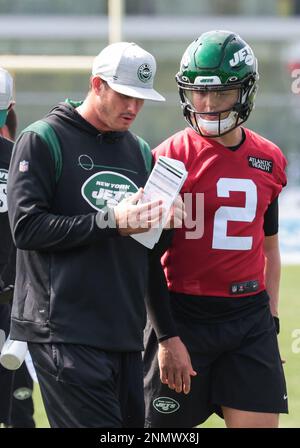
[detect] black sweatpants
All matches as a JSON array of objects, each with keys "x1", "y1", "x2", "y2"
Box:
[{"x1": 28, "y1": 343, "x2": 144, "y2": 428}]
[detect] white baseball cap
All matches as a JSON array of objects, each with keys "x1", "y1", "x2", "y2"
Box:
[
  {"x1": 0, "y1": 68, "x2": 14, "y2": 127},
  {"x1": 92, "y1": 42, "x2": 165, "y2": 102}
]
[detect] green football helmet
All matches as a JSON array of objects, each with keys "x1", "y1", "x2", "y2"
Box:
[{"x1": 176, "y1": 30, "x2": 259, "y2": 137}]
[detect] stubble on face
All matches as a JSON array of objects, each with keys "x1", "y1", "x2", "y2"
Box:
[{"x1": 95, "y1": 83, "x2": 144, "y2": 132}]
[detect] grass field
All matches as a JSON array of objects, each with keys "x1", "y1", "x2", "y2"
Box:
[{"x1": 33, "y1": 265, "x2": 300, "y2": 428}]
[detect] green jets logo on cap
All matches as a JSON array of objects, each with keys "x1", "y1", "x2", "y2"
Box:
[
  {"x1": 137, "y1": 63, "x2": 152, "y2": 83},
  {"x1": 153, "y1": 397, "x2": 180, "y2": 414},
  {"x1": 81, "y1": 171, "x2": 138, "y2": 211}
]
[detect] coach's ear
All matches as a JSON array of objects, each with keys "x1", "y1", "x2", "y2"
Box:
[{"x1": 91, "y1": 75, "x2": 106, "y2": 96}]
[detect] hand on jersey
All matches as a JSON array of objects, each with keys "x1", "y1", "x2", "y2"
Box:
[
  {"x1": 164, "y1": 194, "x2": 186, "y2": 229},
  {"x1": 158, "y1": 336, "x2": 197, "y2": 394},
  {"x1": 114, "y1": 188, "x2": 164, "y2": 236}
]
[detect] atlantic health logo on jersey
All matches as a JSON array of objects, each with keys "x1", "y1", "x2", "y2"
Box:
[
  {"x1": 81, "y1": 171, "x2": 138, "y2": 211},
  {"x1": 248, "y1": 156, "x2": 273, "y2": 173}
]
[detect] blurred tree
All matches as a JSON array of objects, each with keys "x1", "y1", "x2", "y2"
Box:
[
  {"x1": 217, "y1": 0, "x2": 241, "y2": 15},
  {"x1": 126, "y1": 0, "x2": 155, "y2": 14},
  {"x1": 278, "y1": 0, "x2": 294, "y2": 15},
  {"x1": 0, "y1": 0, "x2": 107, "y2": 14},
  {"x1": 294, "y1": 0, "x2": 300, "y2": 14}
]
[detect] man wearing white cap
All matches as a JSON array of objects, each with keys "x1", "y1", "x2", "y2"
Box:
[
  {"x1": 0, "y1": 68, "x2": 14, "y2": 129},
  {"x1": 7, "y1": 43, "x2": 170, "y2": 428},
  {"x1": 0, "y1": 67, "x2": 16, "y2": 428},
  {"x1": 0, "y1": 67, "x2": 36, "y2": 428}
]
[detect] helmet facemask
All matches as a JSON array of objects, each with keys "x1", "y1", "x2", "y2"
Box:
[{"x1": 178, "y1": 74, "x2": 257, "y2": 138}]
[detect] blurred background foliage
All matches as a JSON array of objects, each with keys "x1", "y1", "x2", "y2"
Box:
[{"x1": 0, "y1": 0, "x2": 298, "y2": 186}]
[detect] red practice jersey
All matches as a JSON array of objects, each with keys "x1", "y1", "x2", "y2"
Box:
[{"x1": 153, "y1": 127, "x2": 287, "y2": 297}]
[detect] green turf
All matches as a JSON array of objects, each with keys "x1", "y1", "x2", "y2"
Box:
[
  {"x1": 33, "y1": 385, "x2": 50, "y2": 428},
  {"x1": 33, "y1": 265, "x2": 300, "y2": 428}
]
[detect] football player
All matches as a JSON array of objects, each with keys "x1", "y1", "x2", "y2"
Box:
[{"x1": 144, "y1": 30, "x2": 288, "y2": 428}]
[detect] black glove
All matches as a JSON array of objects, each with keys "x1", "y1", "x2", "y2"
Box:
[{"x1": 273, "y1": 316, "x2": 280, "y2": 335}]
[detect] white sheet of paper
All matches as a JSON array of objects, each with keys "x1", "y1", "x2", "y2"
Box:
[{"x1": 131, "y1": 156, "x2": 188, "y2": 249}]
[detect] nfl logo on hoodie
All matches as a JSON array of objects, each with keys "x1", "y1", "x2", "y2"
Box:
[{"x1": 19, "y1": 160, "x2": 29, "y2": 172}]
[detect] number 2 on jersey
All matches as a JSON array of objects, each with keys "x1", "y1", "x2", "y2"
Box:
[{"x1": 212, "y1": 178, "x2": 257, "y2": 250}]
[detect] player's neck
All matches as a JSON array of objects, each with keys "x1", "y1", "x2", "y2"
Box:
[{"x1": 213, "y1": 127, "x2": 243, "y2": 148}]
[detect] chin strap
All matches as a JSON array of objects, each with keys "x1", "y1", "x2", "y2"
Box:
[{"x1": 195, "y1": 110, "x2": 238, "y2": 135}]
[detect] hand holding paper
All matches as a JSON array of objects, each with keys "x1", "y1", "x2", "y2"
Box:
[
  {"x1": 114, "y1": 188, "x2": 164, "y2": 236},
  {"x1": 164, "y1": 194, "x2": 186, "y2": 230},
  {"x1": 131, "y1": 156, "x2": 188, "y2": 249}
]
